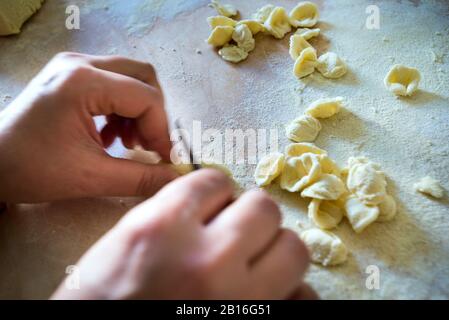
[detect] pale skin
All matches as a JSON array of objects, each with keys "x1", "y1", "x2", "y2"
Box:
[{"x1": 0, "y1": 53, "x2": 316, "y2": 300}]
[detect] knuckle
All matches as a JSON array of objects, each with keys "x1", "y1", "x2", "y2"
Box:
[
  {"x1": 247, "y1": 190, "x2": 280, "y2": 218},
  {"x1": 136, "y1": 169, "x2": 157, "y2": 196},
  {"x1": 54, "y1": 51, "x2": 84, "y2": 62}
]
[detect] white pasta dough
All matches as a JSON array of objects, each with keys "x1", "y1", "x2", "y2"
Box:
[
  {"x1": 280, "y1": 153, "x2": 322, "y2": 192},
  {"x1": 264, "y1": 6, "x2": 292, "y2": 39},
  {"x1": 218, "y1": 45, "x2": 248, "y2": 63},
  {"x1": 285, "y1": 142, "x2": 327, "y2": 157},
  {"x1": 236, "y1": 19, "x2": 265, "y2": 35},
  {"x1": 209, "y1": 0, "x2": 238, "y2": 17},
  {"x1": 301, "y1": 174, "x2": 346, "y2": 200},
  {"x1": 289, "y1": 34, "x2": 313, "y2": 60},
  {"x1": 301, "y1": 229, "x2": 348, "y2": 266},
  {"x1": 295, "y1": 27, "x2": 320, "y2": 40},
  {"x1": 289, "y1": 1, "x2": 320, "y2": 28},
  {"x1": 344, "y1": 195, "x2": 380, "y2": 233},
  {"x1": 305, "y1": 97, "x2": 344, "y2": 119},
  {"x1": 207, "y1": 25, "x2": 234, "y2": 47},
  {"x1": 308, "y1": 199, "x2": 344, "y2": 229},
  {"x1": 377, "y1": 194, "x2": 397, "y2": 222},
  {"x1": 232, "y1": 24, "x2": 255, "y2": 53},
  {"x1": 285, "y1": 114, "x2": 321, "y2": 142},
  {"x1": 316, "y1": 52, "x2": 348, "y2": 79},
  {"x1": 414, "y1": 176, "x2": 444, "y2": 199},
  {"x1": 254, "y1": 153, "x2": 285, "y2": 187},
  {"x1": 207, "y1": 15, "x2": 237, "y2": 29},
  {"x1": 293, "y1": 47, "x2": 317, "y2": 78},
  {"x1": 252, "y1": 4, "x2": 275, "y2": 23},
  {"x1": 384, "y1": 64, "x2": 421, "y2": 96}
]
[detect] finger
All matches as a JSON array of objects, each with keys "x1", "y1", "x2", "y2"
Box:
[
  {"x1": 206, "y1": 189, "x2": 281, "y2": 259},
  {"x1": 86, "y1": 69, "x2": 172, "y2": 161},
  {"x1": 100, "y1": 122, "x2": 119, "y2": 148},
  {"x1": 89, "y1": 155, "x2": 179, "y2": 197},
  {"x1": 132, "y1": 169, "x2": 234, "y2": 223},
  {"x1": 250, "y1": 229, "x2": 310, "y2": 299},
  {"x1": 289, "y1": 283, "x2": 319, "y2": 300}
]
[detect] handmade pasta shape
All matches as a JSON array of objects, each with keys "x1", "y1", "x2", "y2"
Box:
[
  {"x1": 308, "y1": 199, "x2": 344, "y2": 229},
  {"x1": 232, "y1": 24, "x2": 255, "y2": 53},
  {"x1": 207, "y1": 26, "x2": 234, "y2": 47},
  {"x1": 218, "y1": 45, "x2": 248, "y2": 63},
  {"x1": 289, "y1": 1, "x2": 319, "y2": 28},
  {"x1": 209, "y1": 0, "x2": 238, "y2": 17},
  {"x1": 319, "y1": 155, "x2": 341, "y2": 177},
  {"x1": 316, "y1": 52, "x2": 347, "y2": 79},
  {"x1": 300, "y1": 229, "x2": 348, "y2": 266},
  {"x1": 254, "y1": 153, "x2": 285, "y2": 187},
  {"x1": 280, "y1": 153, "x2": 322, "y2": 192},
  {"x1": 289, "y1": 34, "x2": 313, "y2": 60},
  {"x1": 384, "y1": 64, "x2": 421, "y2": 96},
  {"x1": 252, "y1": 4, "x2": 275, "y2": 23},
  {"x1": 344, "y1": 195, "x2": 379, "y2": 233},
  {"x1": 414, "y1": 176, "x2": 444, "y2": 199},
  {"x1": 301, "y1": 174, "x2": 346, "y2": 200},
  {"x1": 293, "y1": 47, "x2": 317, "y2": 78},
  {"x1": 295, "y1": 28, "x2": 320, "y2": 40},
  {"x1": 346, "y1": 157, "x2": 387, "y2": 205},
  {"x1": 377, "y1": 194, "x2": 397, "y2": 222},
  {"x1": 236, "y1": 20, "x2": 265, "y2": 35},
  {"x1": 264, "y1": 7, "x2": 292, "y2": 39},
  {"x1": 285, "y1": 142, "x2": 327, "y2": 157},
  {"x1": 285, "y1": 114, "x2": 321, "y2": 142},
  {"x1": 207, "y1": 15, "x2": 237, "y2": 29},
  {"x1": 305, "y1": 97, "x2": 343, "y2": 119}
]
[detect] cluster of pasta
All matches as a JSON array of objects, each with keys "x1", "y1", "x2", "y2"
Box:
[
  {"x1": 254, "y1": 98, "x2": 397, "y2": 267},
  {"x1": 206, "y1": 1, "x2": 325, "y2": 64}
]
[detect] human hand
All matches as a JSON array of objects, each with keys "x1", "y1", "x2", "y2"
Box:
[
  {"x1": 52, "y1": 169, "x2": 316, "y2": 300},
  {"x1": 0, "y1": 52, "x2": 178, "y2": 203}
]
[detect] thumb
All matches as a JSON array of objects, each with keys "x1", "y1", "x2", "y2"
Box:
[{"x1": 91, "y1": 156, "x2": 179, "y2": 197}]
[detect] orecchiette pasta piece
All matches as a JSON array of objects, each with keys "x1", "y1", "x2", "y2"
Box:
[
  {"x1": 289, "y1": 1, "x2": 319, "y2": 28},
  {"x1": 252, "y1": 4, "x2": 275, "y2": 23},
  {"x1": 218, "y1": 45, "x2": 248, "y2": 63},
  {"x1": 293, "y1": 47, "x2": 318, "y2": 78},
  {"x1": 316, "y1": 52, "x2": 347, "y2": 79},
  {"x1": 280, "y1": 153, "x2": 322, "y2": 192},
  {"x1": 285, "y1": 114, "x2": 321, "y2": 142},
  {"x1": 384, "y1": 64, "x2": 421, "y2": 96},
  {"x1": 209, "y1": 0, "x2": 238, "y2": 17},
  {"x1": 295, "y1": 28, "x2": 320, "y2": 40},
  {"x1": 300, "y1": 228, "x2": 348, "y2": 266},
  {"x1": 232, "y1": 24, "x2": 255, "y2": 53},
  {"x1": 207, "y1": 15, "x2": 237, "y2": 29},
  {"x1": 344, "y1": 195, "x2": 379, "y2": 233},
  {"x1": 305, "y1": 97, "x2": 344, "y2": 119},
  {"x1": 285, "y1": 142, "x2": 327, "y2": 157},
  {"x1": 319, "y1": 155, "x2": 341, "y2": 177},
  {"x1": 346, "y1": 156, "x2": 387, "y2": 205},
  {"x1": 264, "y1": 7, "x2": 292, "y2": 39},
  {"x1": 413, "y1": 176, "x2": 444, "y2": 199},
  {"x1": 308, "y1": 199, "x2": 344, "y2": 229},
  {"x1": 377, "y1": 194, "x2": 397, "y2": 222},
  {"x1": 254, "y1": 152, "x2": 285, "y2": 187},
  {"x1": 289, "y1": 34, "x2": 313, "y2": 60},
  {"x1": 207, "y1": 26, "x2": 234, "y2": 47},
  {"x1": 236, "y1": 20, "x2": 265, "y2": 35},
  {"x1": 301, "y1": 174, "x2": 346, "y2": 200}
]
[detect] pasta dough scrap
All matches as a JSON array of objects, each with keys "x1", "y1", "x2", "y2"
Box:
[
  {"x1": 280, "y1": 153, "x2": 322, "y2": 192},
  {"x1": 289, "y1": 1, "x2": 319, "y2": 28},
  {"x1": 346, "y1": 157, "x2": 387, "y2": 205},
  {"x1": 305, "y1": 97, "x2": 344, "y2": 119},
  {"x1": 218, "y1": 45, "x2": 248, "y2": 63},
  {"x1": 316, "y1": 52, "x2": 348, "y2": 79},
  {"x1": 301, "y1": 174, "x2": 346, "y2": 200},
  {"x1": 293, "y1": 47, "x2": 318, "y2": 78},
  {"x1": 207, "y1": 25, "x2": 234, "y2": 47},
  {"x1": 209, "y1": 0, "x2": 238, "y2": 17},
  {"x1": 344, "y1": 195, "x2": 379, "y2": 233},
  {"x1": 414, "y1": 176, "x2": 444, "y2": 199},
  {"x1": 300, "y1": 229, "x2": 348, "y2": 266},
  {"x1": 285, "y1": 142, "x2": 327, "y2": 157},
  {"x1": 232, "y1": 24, "x2": 255, "y2": 53},
  {"x1": 308, "y1": 199, "x2": 344, "y2": 229},
  {"x1": 289, "y1": 34, "x2": 313, "y2": 60},
  {"x1": 295, "y1": 28, "x2": 320, "y2": 40},
  {"x1": 377, "y1": 194, "x2": 397, "y2": 222},
  {"x1": 207, "y1": 15, "x2": 237, "y2": 29},
  {"x1": 0, "y1": 0, "x2": 45, "y2": 36},
  {"x1": 384, "y1": 64, "x2": 421, "y2": 96},
  {"x1": 254, "y1": 152, "x2": 285, "y2": 187},
  {"x1": 236, "y1": 20, "x2": 265, "y2": 35},
  {"x1": 285, "y1": 114, "x2": 321, "y2": 142},
  {"x1": 264, "y1": 7, "x2": 292, "y2": 39},
  {"x1": 252, "y1": 4, "x2": 275, "y2": 23}
]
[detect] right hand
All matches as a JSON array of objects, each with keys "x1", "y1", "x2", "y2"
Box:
[{"x1": 52, "y1": 169, "x2": 316, "y2": 299}]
